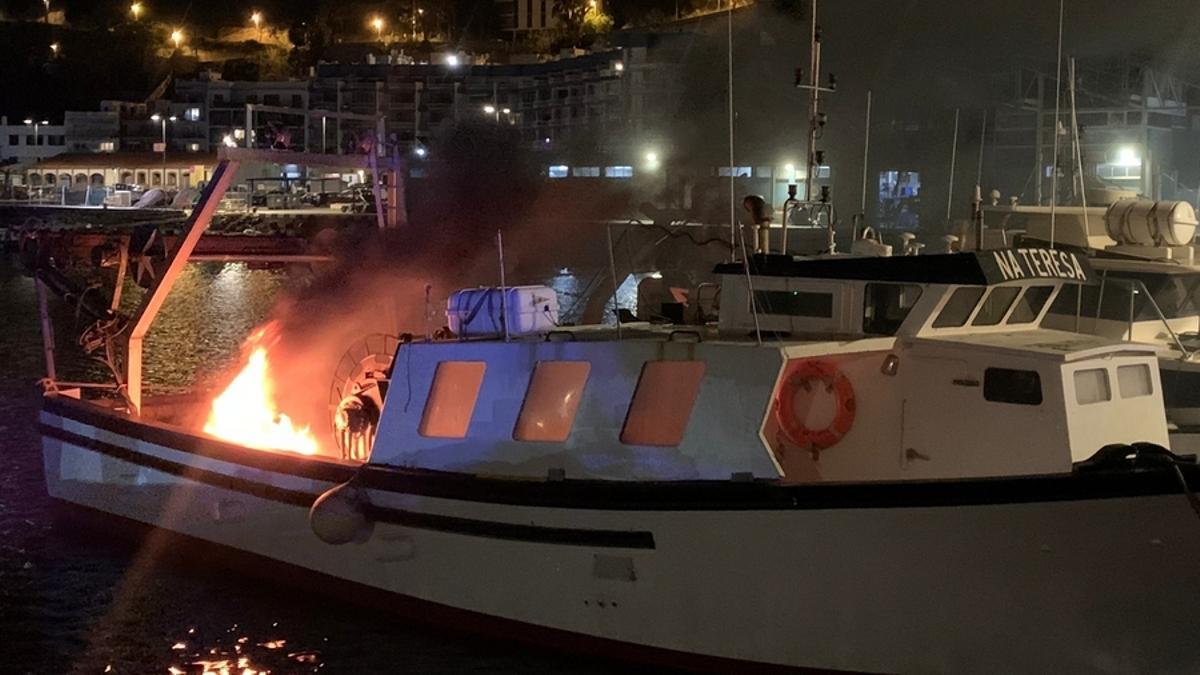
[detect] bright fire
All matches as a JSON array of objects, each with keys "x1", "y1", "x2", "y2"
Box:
[{"x1": 204, "y1": 345, "x2": 319, "y2": 455}]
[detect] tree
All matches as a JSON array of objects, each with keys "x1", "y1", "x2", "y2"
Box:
[{"x1": 553, "y1": 0, "x2": 590, "y2": 36}]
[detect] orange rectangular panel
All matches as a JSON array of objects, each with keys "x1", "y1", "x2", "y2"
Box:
[
  {"x1": 620, "y1": 361, "x2": 706, "y2": 447},
  {"x1": 514, "y1": 361, "x2": 591, "y2": 442},
  {"x1": 419, "y1": 361, "x2": 487, "y2": 438}
]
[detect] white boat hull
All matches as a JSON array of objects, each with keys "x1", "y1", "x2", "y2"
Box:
[{"x1": 41, "y1": 398, "x2": 1200, "y2": 674}]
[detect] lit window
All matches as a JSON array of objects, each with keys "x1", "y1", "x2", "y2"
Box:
[
  {"x1": 233, "y1": 128, "x2": 246, "y2": 140},
  {"x1": 1074, "y1": 368, "x2": 1111, "y2": 405},
  {"x1": 187, "y1": 142, "x2": 200, "y2": 152},
  {"x1": 1117, "y1": 364, "x2": 1153, "y2": 398},
  {"x1": 605, "y1": 165, "x2": 633, "y2": 178},
  {"x1": 972, "y1": 286, "x2": 1021, "y2": 326},
  {"x1": 1007, "y1": 286, "x2": 1055, "y2": 324},
  {"x1": 184, "y1": 107, "x2": 201, "y2": 121},
  {"x1": 419, "y1": 362, "x2": 486, "y2": 438},
  {"x1": 717, "y1": 166, "x2": 752, "y2": 177},
  {"x1": 984, "y1": 368, "x2": 1043, "y2": 406},
  {"x1": 572, "y1": 166, "x2": 600, "y2": 178},
  {"x1": 548, "y1": 165, "x2": 569, "y2": 178},
  {"x1": 933, "y1": 287, "x2": 985, "y2": 328},
  {"x1": 99, "y1": 141, "x2": 115, "y2": 152},
  {"x1": 621, "y1": 361, "x2": 705, "y2": 446},
  {"x1": 514, "y1": 361, "x2": 590, "y2": 442}
]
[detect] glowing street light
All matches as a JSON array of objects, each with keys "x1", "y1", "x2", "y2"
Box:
[
  {"x1": 445, "y1": 53, "x2": 460, "y2": 67},
  {"x1": 49, "y1": 42, "x2": 59, "y2": 56},
  {"x1": 170, "y1": 28, "x2": 184, "y2": 49},
  {"x1": 413, "y1": 146, "x2": 427, "y2": 158},
  {"x1": 250, "y1": 11, "x2": 263, "y2": 40},
  {"x1": 482, "y1": 104, "x2": 496, "y2": 115},
  {"x1": 24, "y1": 119, "x2": 50, "y2": 155},
  {"x1": 370, "y1": 15, "x2": 385, "y2": 42},
  {"x1": 150, "y1": 113, "x2": 176, "y2": 180},
  {"x1": 644, "y1": 150, "x2": 661, "y2": 171},
  {"x1": 1115, "y1": 145, "x2": 1142, "y2": 167},
  {"x1": 130, "y1": 1, "x2": 143, "y2": 21},
  {"x1": 613, "y1": 61, "x2": 624, "y2": 73}
]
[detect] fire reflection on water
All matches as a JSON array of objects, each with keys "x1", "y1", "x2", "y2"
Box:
[{"x1": 165, "y1": 625, "x2": 323, "y2": 675}]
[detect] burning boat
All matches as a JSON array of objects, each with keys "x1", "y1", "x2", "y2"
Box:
[{"x1": 38, "y1": 153, "x2": 1200, "y2": 673}]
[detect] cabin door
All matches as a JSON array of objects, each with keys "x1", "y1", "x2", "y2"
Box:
[{"x1": 900, "y1": 354, "x2": 981, "y2": 478}]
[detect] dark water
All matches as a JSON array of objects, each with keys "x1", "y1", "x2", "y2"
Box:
[{"x1": 0, "y1": 256, "x2": 630, "y2": 675}]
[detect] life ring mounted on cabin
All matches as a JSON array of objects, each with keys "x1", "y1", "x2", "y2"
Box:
[{"x1": 774, "y1": 360, "x2": 856, "y2": 457}]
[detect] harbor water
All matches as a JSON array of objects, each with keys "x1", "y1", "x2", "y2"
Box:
[{"x1": 0, "y1": 255, "x2": 625, "y2": 675}]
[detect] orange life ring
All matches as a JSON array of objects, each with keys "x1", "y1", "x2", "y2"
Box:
[{"x1": 775, "y1": 360, "x2": 856, "y2": 451}]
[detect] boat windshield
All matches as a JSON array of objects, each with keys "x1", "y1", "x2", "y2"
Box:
[{"x1": 1048, "y1": 272, "x2": 1200, "y2": 322}]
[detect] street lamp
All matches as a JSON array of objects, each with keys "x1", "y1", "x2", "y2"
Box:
[
  {"x1": 49, "y1": 42, "x2": 59, "y2": 56},
  {"x1": 170, "y1": 28, "x2": 184, "y2": 50},
  {"x1": 412, "y1": 5, "x2": 423, "y2": 41},
  {"x1": 250, "y1": 11, "x2": 263, "y2": 41},
  {"x1": 150, "y1": 114, "x2": 175, "y2": 187},
  {"x1": 24, "y1": 119, "x2": 50, "y2": 157},
  {"x1": 129, "y1": 1, "x2": 142, "y2": 21},
  {"x1": 370, "y1": 15, "x2": 385, "y2": 43}
]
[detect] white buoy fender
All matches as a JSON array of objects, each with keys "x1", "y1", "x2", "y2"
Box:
[{"x1": 309, "y1": 481, "x2": 374, "y2": 545}]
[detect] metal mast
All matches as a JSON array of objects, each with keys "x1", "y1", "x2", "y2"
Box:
[{"x1": 804, "y1": 0, "x2": 821, "y2": 201}]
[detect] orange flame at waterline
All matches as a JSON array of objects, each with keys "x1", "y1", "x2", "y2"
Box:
[{"x1": 203, "y1": 346, "x2": 320, "y2": 455}]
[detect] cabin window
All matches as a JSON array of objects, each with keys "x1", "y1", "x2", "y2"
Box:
[
  {"x1": 1117, "y1": 364, "x2": 1153, "y2": 398},
  {"x1": 1049, "y1": 275, "x2": 1200, "y2": 323},
  {"x1": 419, "y1": 361, "x2": 486, "y2": 438},
  {"x1": 1074, "y1": 368, "x2": 1111, "y2": 405},
  {"x1": 621, "y1": 361, "x2": 705, "y2": 446},
  {"x1": 932, "y1": 287, "x2": 985, "y2": 328},
  {"x1": 972, "y1": 287, "x2": 1021, "y2": 326},
  {"x1": 513, "y1": 361, "x2": 591, "y2": 442},
  {"x1": 863, "y1": 284, "x2": 923, "y2": 335},
  {"x1": 984, "y1": 368, "x2": 1043, "y2": 405},
  {"x1": 1007, "y1": 286, "x2": 1055, "y2": 324},
  {"x1": 754, "y1": 290, "x2": 833, "y2": 318}
]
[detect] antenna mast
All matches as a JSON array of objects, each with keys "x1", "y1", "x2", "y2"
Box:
[{"x1": 804, "y1": 0, "x2": 822, "y2": 202}]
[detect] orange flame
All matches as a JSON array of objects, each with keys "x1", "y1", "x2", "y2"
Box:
[{"x1": 203, "y1": 341, "x2": 320, "y2": 456}]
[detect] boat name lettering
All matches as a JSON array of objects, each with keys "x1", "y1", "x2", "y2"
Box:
[{"x1": 990, "y1": 249, "x2": 1087, "y2": 282}]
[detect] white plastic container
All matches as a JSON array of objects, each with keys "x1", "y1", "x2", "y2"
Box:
[{"x1": 447, "y1": 285, "x2": 560, "y2": 338}]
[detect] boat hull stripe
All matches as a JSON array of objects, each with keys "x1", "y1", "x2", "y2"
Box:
[
  {"x1": 42, "y1": 396, "x2": 1200, "y2": 511},
  {"x1": 48, "y1": 499, "x2": 823, "y2": 674},
  {"x1": 40, "y1": 424, "x2": 656, "y2": 550}
]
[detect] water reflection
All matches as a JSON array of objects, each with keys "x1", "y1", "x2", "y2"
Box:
[{"x1": 163, "y1": 623, "x2": 324, "y2": 674}]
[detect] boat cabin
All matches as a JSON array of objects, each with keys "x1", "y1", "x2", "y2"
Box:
[{"x1": 365, "y1": 248, "x2": 1167, "y2": 486}]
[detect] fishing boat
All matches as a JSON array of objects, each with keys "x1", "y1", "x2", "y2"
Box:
[{"x1": 37, "y1": 151, "x2": 1200, "y2": 674}]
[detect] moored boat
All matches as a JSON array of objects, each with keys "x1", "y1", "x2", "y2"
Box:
[{"x1": 38, "y1": 156, "x2": 1200, "y2": 673}]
